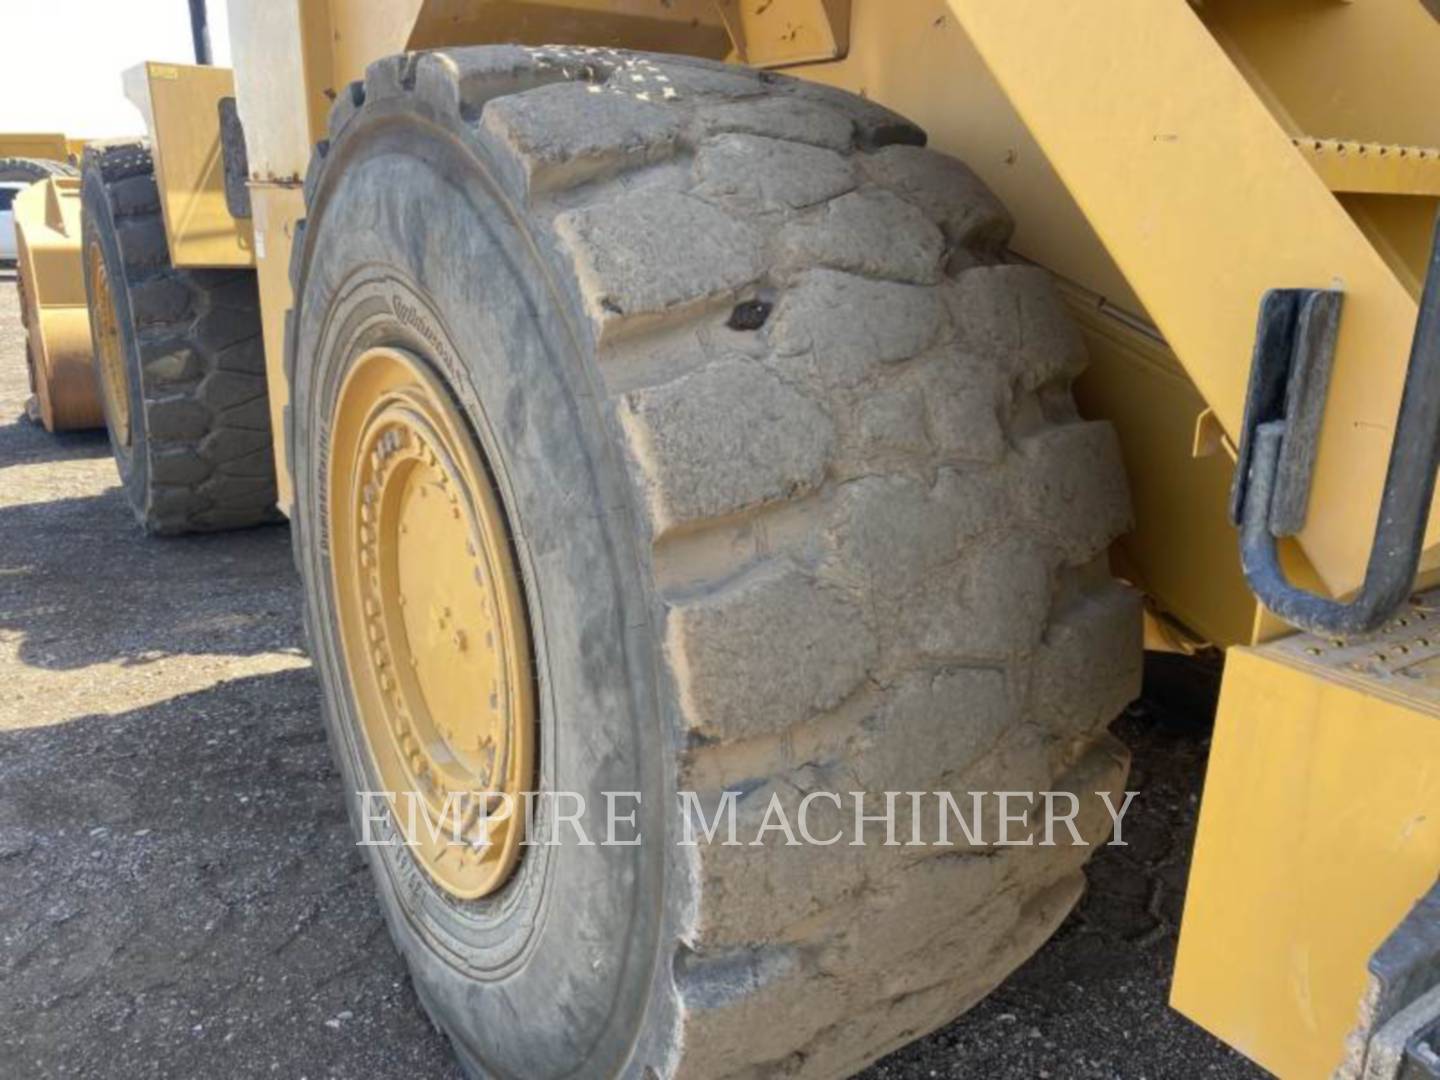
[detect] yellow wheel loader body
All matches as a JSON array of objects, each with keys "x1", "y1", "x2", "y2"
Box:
[
  {"x1": 0, "y1": 132, "x2": 80, "y2": 165},
  {"x1": 83, "y1": 1, "x2": 1440, "y2": 1075}
]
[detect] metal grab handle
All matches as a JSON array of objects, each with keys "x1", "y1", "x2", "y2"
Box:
[{"x1": 1236, "y1": 214, "x2": 1440, "y2": 637}]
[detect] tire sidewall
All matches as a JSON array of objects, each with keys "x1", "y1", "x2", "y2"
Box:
[
  {"x1": 80, "y1": 163, "x2": 149, "y2": 509},
  {"x1": 290, "y1": 104, "x2": 676, "y2": 1079}
]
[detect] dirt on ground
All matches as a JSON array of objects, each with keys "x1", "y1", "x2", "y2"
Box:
[{"x1": 0, "y1": 274, "x2": 1265, "y2": 1079}]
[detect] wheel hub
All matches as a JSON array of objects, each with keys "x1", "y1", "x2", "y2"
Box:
[
  {"x1": 329, "y1": 347, "x2": 534, "y2": 899},
  {"x1": 88, "y1": 240, "x2": 130, "y2": 447}
]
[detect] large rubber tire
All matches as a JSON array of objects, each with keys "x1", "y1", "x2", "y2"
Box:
[
  {"x1": 80, "y1": 140, "x2": 279, "y2": 533},
  {"x1": 289, "y1": 48, "x2": 1141, "y2": 1079},
  {"x1": 0, "y1": 157, "x2": 76, "y2": 183}
]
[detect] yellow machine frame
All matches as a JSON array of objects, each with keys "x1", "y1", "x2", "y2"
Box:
[
  {"x1": 1175, "y1": 622, "x2": 1440, "y2": 1078},
  {"x1": 119, "y1": 2, "x2": 1440, "y2": 1075},
  {"x1": 0, "y1": 133, "x2": 85, "y2": 165},
  {"x1": 123, "y1": 62, "x2": 253, "y2": 267}
]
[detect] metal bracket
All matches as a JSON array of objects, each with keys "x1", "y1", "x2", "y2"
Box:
[
  {"x1": 1233, "y1": 215, "x2": 1440, "y2": 637},
  {"x1": 1409, "y1": 1019, "x2": 1440, "y2": 1079},
  {"x1": 218, "y1": 97, "x2": 251, "y2": 220},
  {"x1": 1338, "y1": 879, "x2": 1440, "y2": 1080},
  {"x1": 714, "y1": 0, "x2": 851, "y2": 68},
  {"x1": 1230, "y1": 287, "x2": 1343, "y2": 536}
]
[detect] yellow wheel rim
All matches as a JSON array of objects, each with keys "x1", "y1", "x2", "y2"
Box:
[
  {"x1": 329, "y1": 347, "x2": 535, "y2": 899},
  {"x1": 88, "y1": 240, "x2": 131, "y2": 447}
]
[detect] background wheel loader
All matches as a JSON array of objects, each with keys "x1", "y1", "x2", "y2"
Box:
[
  {"x1": 14, "y1": 1, "x2": 1440, "y2": 1077},
  {"x1": 0, "y1": 135, "x2": 103, "y2": 433}
]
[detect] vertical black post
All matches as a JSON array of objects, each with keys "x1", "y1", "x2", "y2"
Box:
[{"x1": 189, "y1": 0, "x2": 212, "y2": 66}]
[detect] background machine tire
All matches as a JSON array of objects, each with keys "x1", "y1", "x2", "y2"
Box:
[
  {"x1": 80, "y1": 140, "x2": 278, "y2": 534},
  {"x1": 0, "y1": 157, "x2": 76, "y2": 183},
  {"x1": 289, "y1": 47, "x2": 1142, "y2": 1079}
]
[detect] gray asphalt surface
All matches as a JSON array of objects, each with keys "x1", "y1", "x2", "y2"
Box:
[{"x1": 0, "y1": 273, "x2": 1265, "y2": 1079}]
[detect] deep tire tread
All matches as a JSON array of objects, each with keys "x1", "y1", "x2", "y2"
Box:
[
  {"x1": 290, "y1": 47, "x2": 1139, "y2": 1080},
  {"x1": 82, "y1": 140, "x2": 279, "y2": 534}
]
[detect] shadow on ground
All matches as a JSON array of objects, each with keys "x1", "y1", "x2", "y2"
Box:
[
  {"x1": 0, "y1": 491, "x2": 300, "y2": 671},
  {"x1": 0, "y1": 414, "x2": 113, "y2": 467},
  {"x1": 0, "y1": 669, "x2": 464, "y2": 1080}
]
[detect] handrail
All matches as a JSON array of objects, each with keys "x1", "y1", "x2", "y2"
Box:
[{"x1": 1236, "y1": 214, "x2": 1440, "y2": 636}]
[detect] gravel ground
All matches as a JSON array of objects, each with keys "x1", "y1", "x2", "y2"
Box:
[{"x1": 0, "y1": 273, "x2": 1265, "y2": 1079}]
